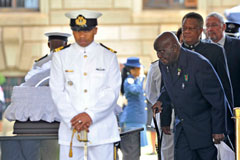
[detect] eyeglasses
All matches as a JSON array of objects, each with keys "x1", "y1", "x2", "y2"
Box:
[
  {"x1": 206, "y1": 24, "x2": 220, "y2": 28},
  {"x1": 182, "y1": 27, "x2": 199, "y2": 31}
]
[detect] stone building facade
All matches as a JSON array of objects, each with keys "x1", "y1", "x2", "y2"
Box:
[{"x1": 0, "y1": 0, "x2": 239, "y2": 76}]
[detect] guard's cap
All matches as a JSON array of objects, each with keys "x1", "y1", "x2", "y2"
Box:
[
  {"x1": 225, "y1": 22, "x2": 240, "y2": 37},
  {"x1": 44, "y1": 32, "x2": 71, "y2": 41},
  {"x1": 65, "y1": 10, "x2": 102, "y2": 31},
  {"x1": 124, "y1": 57, "x2": 142, "y2": 68}
]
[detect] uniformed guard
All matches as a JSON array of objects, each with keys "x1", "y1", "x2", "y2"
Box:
[
  {"x1": 153, "y1": 32, "x2": 226, "y2": 160},
  {"x1": 4, "y1": 31, "x2": 71, "y2": 160},
  {"x1": 225, "y1": 21, "x2": 240, "y2": 38},
  {"x1": 49, "y1": 10, "x2": 121, "y2": 160},
  {"x1": 24, "y1": 32, "x2": 71, "y2": 81}
]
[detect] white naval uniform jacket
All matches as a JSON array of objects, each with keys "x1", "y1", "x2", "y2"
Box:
[
  {"x1": 25, "y1": 51, "x2": 53, "y2": 81},
  {"x1": 50, "y1": 41, "x2": 121, "y2": 146}
]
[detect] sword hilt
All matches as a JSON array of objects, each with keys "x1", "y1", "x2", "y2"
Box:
[{"x1": 69, "y1": 129, "x2": 89, "y2": 158}]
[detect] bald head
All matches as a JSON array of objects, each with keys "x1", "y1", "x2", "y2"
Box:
[
  {"x1": 154, "y1": 32, "x2": 181, "y2": 65},
  {"x1": 154, "y1": 32, "x2": 180, "y2": 49}
]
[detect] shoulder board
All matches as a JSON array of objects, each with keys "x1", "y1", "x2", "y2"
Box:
[
  {"x1": 54, "y1": 44, "x2": 71, "y2": 53},
  {"x1": 100, "y1": 43, "x2": 117, "y2": 54},
  {"x1": 35, "y1": 54, "x2": 48, "y2": 62},
  {"x1": 151, "y1": 60, "x2": 159, "y2": 64}
]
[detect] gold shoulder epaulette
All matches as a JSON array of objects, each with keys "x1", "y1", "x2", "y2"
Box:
[
  {"x1": 100, "y1": 43, "x2": 117, "y2": 54},
  {"x1": 151, "y1": 60, "x2": 159, "y2": 64},
  {"x1": 54, "y1": 44, "x2": 71, "y2": 53},
  {"x1": 35, "y1": 54, "x2": 48, "y2": 62}
]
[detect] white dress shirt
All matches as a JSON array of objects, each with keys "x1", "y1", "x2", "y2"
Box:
[
  {"x1": 216, "y1": 33, "x2": 226, "y2": 46},
  {"x1": 145, "y1": 60, "x2": 161, "y2": 105}
]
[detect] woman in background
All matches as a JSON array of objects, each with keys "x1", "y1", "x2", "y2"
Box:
[{"x1": 120, "y1": 57, "x2": 148, "y2": 147}]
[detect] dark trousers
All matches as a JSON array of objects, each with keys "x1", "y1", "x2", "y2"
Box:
[
  {"x1": 225, "y1": 109, "x2": 235, "y2": 150},
  {"x1": 175, "y1": 128, "x2": 217, "y2": 160},
  {"x1": 120, "y1": 131, "x2": 141, "y2": 160}
]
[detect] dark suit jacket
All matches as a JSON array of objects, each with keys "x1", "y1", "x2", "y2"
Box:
[
  {"x1": 159, "y1": 47, "x2": 226, "y2": 150},
  {"x1": 224, "y1": 36, "x2": 240, "y2": 107},
  {"x1": 183, "y1": 41, "x2": 234, "y2": 109}
]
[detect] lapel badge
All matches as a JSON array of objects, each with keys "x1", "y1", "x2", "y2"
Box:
[
  {"x1": 166, "y1": 66, "x2": 169, "y2": 72},
  {"x1": 68, "y1": 81, "x2": 73, "y2": 86},
  {"x1": 182, "y1": 83, "x2": 185, "y2": 89},
  {"x1": 177, "y1": 68, "x2": 181, "y2": 76},
  {"x1": 184, "y1": 74, "x2": 189, "y2": 82}
]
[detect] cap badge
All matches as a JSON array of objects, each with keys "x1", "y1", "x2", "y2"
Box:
[{"x1": 75, "y1": 15, "x2": 87, "y2": 27}]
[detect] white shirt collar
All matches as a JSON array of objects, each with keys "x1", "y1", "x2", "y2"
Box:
[
  {"x1": 217, "y1": 33, "x2": 226, "y2": 46},
  {"x1": 74, "y1": 41, "x2": 97, "y2": 53}
]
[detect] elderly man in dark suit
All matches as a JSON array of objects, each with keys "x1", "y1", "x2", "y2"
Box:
[
  {"x1": 206, "y1": 12, "x2": 240, "y2": 149},
  {"x1": 181, "y1": 12, "x2": 235, "y2": 150},
  {"x1": 181, "y1": 12, "x2": 233, "y2": 109},
  {"x1": 152, "y1": 31, "x2": 226, "y2": 160}
]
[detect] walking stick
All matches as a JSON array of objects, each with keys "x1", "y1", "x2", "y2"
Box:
[{"x1": 153, "y1": 113, "x2": 163, "y2": 160}]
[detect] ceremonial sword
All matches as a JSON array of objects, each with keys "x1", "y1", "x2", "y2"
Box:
[{"x1": 69, "y1": 129, "x2": 89, "y2": 160}]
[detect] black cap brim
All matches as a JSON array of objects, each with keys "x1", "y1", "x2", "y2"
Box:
[
  {"x1": 48, "y1": 35, "x2": 68, "y2": 41},
  {"x1": 71, "y1": 26, "x2": 96, "y2": 31}
]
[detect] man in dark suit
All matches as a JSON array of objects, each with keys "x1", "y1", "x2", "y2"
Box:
[
  {"x1": 206, "y1": 12, "x2": 240, "y2": 148},
  {"x1": 181, "y1": 12, "x2": 233, "y2": 109},
  {"x1": 153, "y1": 31, "x2": 226, "y2": 160},
  {"x1": 181, "y1": 12, "x2": 235, "y2": 150}
]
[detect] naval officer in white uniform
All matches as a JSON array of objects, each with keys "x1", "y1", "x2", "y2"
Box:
[
  {"x1": 25, "y1": 32, "x2": 71, "y2": 81},
  {"x1": 50, "y1": 10, "x2": 121, "y2": 160}
]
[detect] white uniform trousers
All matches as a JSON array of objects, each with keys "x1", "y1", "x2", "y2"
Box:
[
  {"x1": 161, "y1": 130, "x2": 174, "y2": 160},
  {"x1": 60, "y1": 143, "x2": 114, "y2": 160}
]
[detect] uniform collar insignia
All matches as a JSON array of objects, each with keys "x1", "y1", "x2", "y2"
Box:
[
  {"x1": 54, "y1": 44, "x2": 71, "y2": 52},
  {"x1": 54, "y1": 46, "x2": 64, "y2": 52}
]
